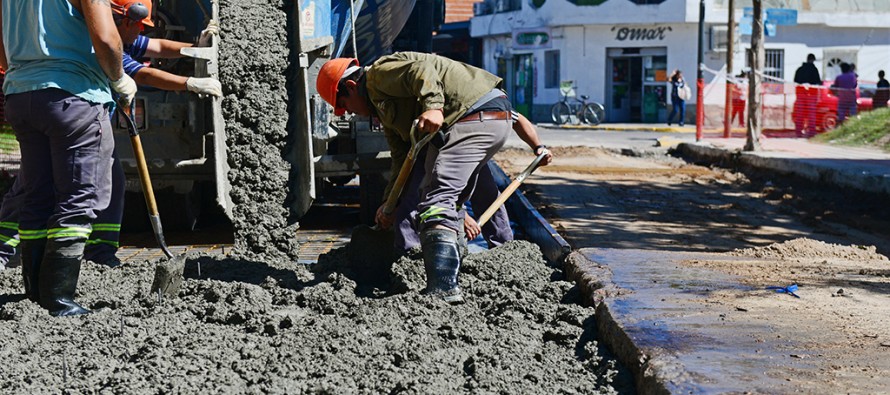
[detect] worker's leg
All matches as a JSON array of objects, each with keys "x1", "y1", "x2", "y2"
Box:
[
  {"x1": 84, "y1": 151, "x2": 124, "y2": 267},
  {"x1": 393, "y1": 153, "x2": 426, "y2": 254},
  {"x1": 0, "y1": 177, "x2": 24, "y2": 268},
  {"x1": 6, "y1": 92, "x2": 53, "y2": 302},
  {"x1": 8, "y1": 89, "x2": 113, "y2": 316},
  {"x1": 416, "y1": 117, "x2": 510, "y2": 302},
  {"x1": 468, "y1": 161, "x2": 512, "y2": 248}
]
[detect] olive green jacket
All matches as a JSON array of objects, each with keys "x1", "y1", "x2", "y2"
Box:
[{"x1": 364, "y1": 52, "x2": 503, "y2": 199}]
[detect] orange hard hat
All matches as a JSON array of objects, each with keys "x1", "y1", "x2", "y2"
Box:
[
  {"x1": 111, "y1": 0, "x2": 155, "y2": 27},
  {"x1": 317, "y1": 58, "x2": 359, "y2": 116}
]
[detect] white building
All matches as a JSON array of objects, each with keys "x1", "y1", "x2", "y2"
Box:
[{"x1": 469, "y1": 0, "x2": 890, "y2": 124}]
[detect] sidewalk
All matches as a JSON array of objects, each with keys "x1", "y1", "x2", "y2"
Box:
[
  {"x1": 681, "y1": 136, "x2": 890, "y2": 195},
  {"x1": 542, "y1": 122, "x2": 699, "y2": 133},
  {"x1": 560, "y1": 136, "x2": 890, "y2": 393}
]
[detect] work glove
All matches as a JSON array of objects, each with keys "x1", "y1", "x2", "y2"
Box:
[
  {"x1": 110, "y1": 74, "x2": 137, "y2": 109},
  {"x1": 197, "y1": 20, "x2": 219, "y2": 47},
  {"x1": 186, "y1": 77, "x2": 222, "y2": 97}
]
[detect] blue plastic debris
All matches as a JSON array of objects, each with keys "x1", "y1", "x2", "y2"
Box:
[{"x1": 766, "y1": 284, "x2": 800, "y2": 298}]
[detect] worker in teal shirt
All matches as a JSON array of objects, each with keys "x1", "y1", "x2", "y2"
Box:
[{"x1": 1, "y1": 0, "x2": 137, "y2": 316}]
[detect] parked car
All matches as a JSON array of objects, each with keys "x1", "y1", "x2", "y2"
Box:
[{"x1": 798, "y1": 81, "x2": 889, "y2": 133}]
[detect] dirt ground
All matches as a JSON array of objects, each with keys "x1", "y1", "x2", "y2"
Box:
[{"x1": 495, "y1": 146, "x2": 890, "y2": 390}]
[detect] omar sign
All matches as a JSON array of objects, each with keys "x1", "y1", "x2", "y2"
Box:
[{"x1": 611, "y1": 26, "x2": 672, "y2": 41}]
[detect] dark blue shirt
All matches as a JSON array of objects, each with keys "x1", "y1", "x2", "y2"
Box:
[{"x1": 122, "y1": 35, "x2": 150, "y2": 77}]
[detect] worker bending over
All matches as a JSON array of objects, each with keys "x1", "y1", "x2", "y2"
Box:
[
  {"x1": 318, "y1": 52, "x2": 544, "y2": 303},
  {"x1": 395, "y1": 112, "x2": 552, "y2": 255}
]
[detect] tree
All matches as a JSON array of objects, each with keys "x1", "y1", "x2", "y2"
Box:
[{"x1": 745, "y1": 0, "x2": 763, "y2": 151}]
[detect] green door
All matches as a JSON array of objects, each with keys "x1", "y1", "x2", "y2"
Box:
[{"x1": 513, "y1": 55, "x2": 534, "y2": 117}]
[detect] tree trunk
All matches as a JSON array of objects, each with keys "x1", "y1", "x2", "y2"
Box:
[{"x1": 745, "y1": 0, "x2": 763, "y2": 151}]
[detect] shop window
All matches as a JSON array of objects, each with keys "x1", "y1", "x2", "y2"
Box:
[
  {"x1": 545, "y1": 50, "x2": 560, "y2": 89},
  {"x1": 645, "y1": 55, "x2": 668, "y2": 82},
  {"x1": 746, "y1": 48, "x2": 785, "y2": 80}
]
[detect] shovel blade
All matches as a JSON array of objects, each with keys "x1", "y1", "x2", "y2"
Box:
[
  {"x1": 348, "y1": 224, "x2": 396, "y2": 268},
  {"x1": 150, "y1": 256, "x2": 185, "y2": 298}
]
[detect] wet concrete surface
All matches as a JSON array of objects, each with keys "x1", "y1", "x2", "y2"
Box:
[
  {"x1": 575, "y1": 249, "x2": 798, "y2": 393},
  {"x1": 573, "y1": 247, "x2": 890, "y2": 394}
]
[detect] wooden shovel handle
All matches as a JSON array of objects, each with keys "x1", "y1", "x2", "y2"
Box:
[{"x1": 476, "y1": 149, "x2": 548, "y2": 228}]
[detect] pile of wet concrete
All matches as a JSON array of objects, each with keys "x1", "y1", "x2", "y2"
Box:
[
  {"x1": 0, "y1": 1, "x2": 618, "y2": 391},
  {"x1": 0, "y1": 241, "x2": 618, "y2": 393},
  {"x1": 218, "y1": 0, "x2": 299, "y2": 260}
]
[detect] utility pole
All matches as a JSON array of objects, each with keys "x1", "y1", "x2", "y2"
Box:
[
  {"x1": 745, "y1": 0, "x2": 763, "y2": 151},
  {"x1": 723, "y1": 0, "x2": 734, "y2": 138},
  {"x1": 696, "y1": 0, "x2": 705, "y2": 142}
]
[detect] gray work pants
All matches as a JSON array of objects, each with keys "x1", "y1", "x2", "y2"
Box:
[
  {"x1": 395, "y1": 159, "x2": 512, "y2": 253},
  {"x1": 0, "y1": 150, "x2": 123, "y2": 264},
  {"x1": 415, "y1": 117, "x2": 510, "y2": 234},
  {"x1": 5, "y1": 88, "x2": 114, "y2": 246}
]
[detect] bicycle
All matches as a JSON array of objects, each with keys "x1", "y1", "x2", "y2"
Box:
[{"x1": 550, "y1": 85, "x2": 605, "y2": 125}]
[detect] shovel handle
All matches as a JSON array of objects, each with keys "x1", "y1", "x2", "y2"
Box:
[
  {"x1": 120, "y1": 105, "x2": 173, "y2": 259},
  {"x1": 476, "y1": 149, "x2": 548, "y2": 228},
  {"x1": 381, "y1": 121, "x2": 436, "y2": 215},
  {"x1": 122, "y1": 108, "x2": 160, "y2": 217}
]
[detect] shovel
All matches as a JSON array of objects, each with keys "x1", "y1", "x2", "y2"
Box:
[
  {"x1": 475, "y1": 149, "x2": 549, "y2": 228},
  {"x1": 348, "y1": 121, "x2": 435, "y2": 266},
  {"x1": 118, "y1": 105, "x2": 185, "y2": 298}
]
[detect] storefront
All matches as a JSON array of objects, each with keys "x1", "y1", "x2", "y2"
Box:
[
  {"x1": 607, "y1": 47, "x2": 668, "y2": 123},
  {"x1": 469, "y1": 0, "x2": 890, "y2": 124}
]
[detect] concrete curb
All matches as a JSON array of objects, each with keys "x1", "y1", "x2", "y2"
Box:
[{"x1": 673, "y1": 142, "x2": 890, "y2": 196}]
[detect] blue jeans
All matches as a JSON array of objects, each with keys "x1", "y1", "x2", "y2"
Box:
[
  {"x1": 668, "y1": 100, "x2": 686, "y2": 125},
  {"x1": 837, "y1": 99, "x2": 857, "y2": 124}
]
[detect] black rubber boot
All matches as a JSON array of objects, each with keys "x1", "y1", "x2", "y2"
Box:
[
  {"x1": 38, "y1": 239, "x2": 91, "y2": 317},
  {"x1": 421, "y1": 228, "x2": 464, "y2": 304},
  {"x1": 20, "y1": 239, "x2": 47, "y2": 302}
]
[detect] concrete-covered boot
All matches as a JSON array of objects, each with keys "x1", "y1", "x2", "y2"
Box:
[
  {"x1": 421, "y1": 228, "x2": 464, "y2": 304},
  {"x1": 38, "y1": 239, "x2": 91, "y2": 317},
  {"x1": 20, "y1": 239, "x2": 47, "y2": 302}
]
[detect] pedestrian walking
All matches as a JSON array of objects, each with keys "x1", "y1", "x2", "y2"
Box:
[
  {"x1": 874, "y1": 70, "x2": 889, "y2": 109},
  {"x1": 317, "y1": 52, "x2": 522, "y2": 303},
  {"x1": 730, "y1": 71, "x2": 747, "y2": 128},
  {"x1": 667, "y1": 70, "x2": 687, "y2": 127},
  {"x1": 1, "y1": 0, "x2": 137, "y2": 316},
  {"x1": 792, "y1": 54, "x2": 822, "y2": 137},
  {"x1": 833, "y1": 62, "x2": 858, "y2": 123}
]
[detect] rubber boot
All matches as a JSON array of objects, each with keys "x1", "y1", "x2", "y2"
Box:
[
  {"x1": 421, "y1": 228, "x2": 464, "y2": 304},
  {"x1": 20, "y1": 239, "x2": 47, "y2": 302},
  {"x1": 38, "y1": 239, "x2": 91, "y2": 317}
]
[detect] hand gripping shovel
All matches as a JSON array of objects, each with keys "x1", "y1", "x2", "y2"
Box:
[
  {"x1": 475, "y1": 149, "x2": 549, "y2": 228},
  {"x1": 118, "y1": 105, "x2": 185, "y2": 298},
  {"x1": 348, "y1": 121, "x2": 436, "y2": 266}
]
